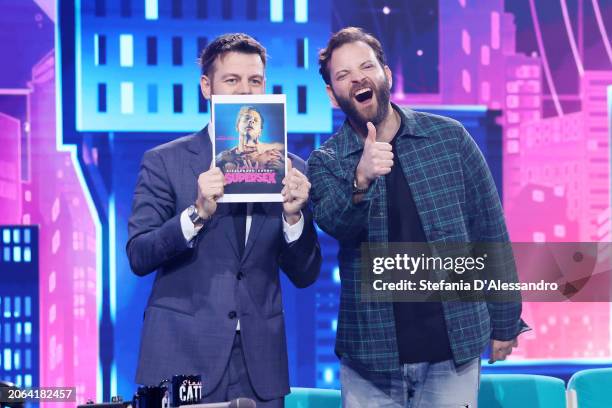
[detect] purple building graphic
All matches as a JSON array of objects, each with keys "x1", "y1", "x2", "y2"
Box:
[
  {"x1": 0, "y1": 113, "x2": 22, "y2": 224},
  {"x1": 0, "y1": 47, "x2": 99, "y2": 404}
]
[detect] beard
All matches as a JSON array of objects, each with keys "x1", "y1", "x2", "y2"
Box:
[{"x1": 332, "y1": 77, "x2": 391, "y2": 135}]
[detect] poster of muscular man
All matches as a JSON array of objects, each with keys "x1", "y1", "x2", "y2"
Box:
[{"x1": 211, "y1": 94, "x2": 287, "y2": 202}]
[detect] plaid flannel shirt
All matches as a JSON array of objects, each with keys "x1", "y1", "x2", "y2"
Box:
[{"x1": 308, "y1": 105, "x2": 525, "y2": 373}]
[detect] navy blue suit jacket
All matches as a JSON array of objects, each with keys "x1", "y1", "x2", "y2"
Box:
[{"x1": 126, "y1": 127, "x2": 321, "y2": 400}]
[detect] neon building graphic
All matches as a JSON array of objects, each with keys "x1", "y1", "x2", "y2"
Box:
[
  {"x1": 1, "y1": 0, "x2": 611, "y2": 401},
  {"x1": 0, "y1": 44, "x2": 99, "y2": 404},
  {"x1": 75, "y1": 0, "x2": 331, "y2": 133},
  {"x1": 0, "y1": 226, "x2": 39, "y2": 389}
]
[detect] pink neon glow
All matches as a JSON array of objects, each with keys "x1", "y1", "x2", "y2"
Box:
[
  {"x1": 462, "y1": 29, "x2": 471, "y2": 55},
  {"x1": 560, "y1": 0, "x2": 585, "y2": 76},
  {"x1": 481, "y1": 81, "x2": 490, "y2": 101},
  {"x1": 528, "y1": 0, "x2": 564, "y2": 116},
  {"x1": 491, "y1": 12, "x2": 500, "y2": 49},
  {"x1": 591, "y1": 0, "x2": 612, "y2": 65},
  {"x1": 33, "y1": 0, "x2": 55, "y2": 22},
  {"x1": 0, "y1": 113, "x2": 22, "y2": 223},
  {"x1": 0, "y1": 51, "x2": 99, "y2": 407},
  {"x1": 481, "y1": 45, "x2": 490, "y2": 65},
  {"x1": 462, "y1": 69, "x2": 471, "y2": 93}
]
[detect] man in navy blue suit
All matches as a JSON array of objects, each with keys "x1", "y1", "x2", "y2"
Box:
[{"x1": 126, "y1": 33, "x2": 321, "y2": 408}]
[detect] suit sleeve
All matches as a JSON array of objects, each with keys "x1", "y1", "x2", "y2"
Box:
[
  {"x1": 278, "y1": 208, "x2": 322, "y2": 288},
  {"x1": 307, "y1": 147, "x2": 379, "y2": 241},
  {"x1": 459, "y1": 126, "x2": 529, "y2": 340},
  {"x1": 278, "y1": 154, "x2": 322, "y2": 288},
  {"x1": 126, "y1": 149, "x2": 191, "y2": 276}
]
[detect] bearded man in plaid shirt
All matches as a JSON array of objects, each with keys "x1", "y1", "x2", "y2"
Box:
[{"x1": 308, "y1": 27, "x2": 528, "y2": 408}]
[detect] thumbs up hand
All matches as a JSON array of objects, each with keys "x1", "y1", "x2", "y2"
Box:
[{"x1": 354, "y1": 122, "x2": 394, "y2": 190}]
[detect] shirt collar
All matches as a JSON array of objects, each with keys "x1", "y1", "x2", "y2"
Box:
[{"x1": 338, "y1": 102, "x2": 427, "y2": 158}]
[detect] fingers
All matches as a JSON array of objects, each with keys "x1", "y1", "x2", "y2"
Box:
[
  {"x1": 489, "y1": 340, "x2": 516, "y2": 363},
  {"x1": 207, "y1": 186, "x2": 224, "y2": 200},
  {"x1": 198, "y1": 168, "x2": 226, "y2": 201},
  {"x1": 366, "y1": 122, "x2": 377, "y2": 143},
  {"x1": 373, "y1": 141, "x2": 392, "y2": 151}
]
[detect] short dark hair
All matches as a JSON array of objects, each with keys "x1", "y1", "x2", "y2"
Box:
[
  {"x1": 198, "y1": 33, "x2": 267, "y2": 77},
  {"x1": 318, "y1": 27, "x2": 387, "y2": 85}
]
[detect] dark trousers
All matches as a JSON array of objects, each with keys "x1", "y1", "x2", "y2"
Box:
[{"x1": 202, "y1": 332, "x2": 285, "y2": 408}]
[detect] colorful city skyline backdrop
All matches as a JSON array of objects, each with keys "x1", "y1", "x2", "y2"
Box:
[{"x1": 0, "y1": 0, "x2": 611, "y2": 405}]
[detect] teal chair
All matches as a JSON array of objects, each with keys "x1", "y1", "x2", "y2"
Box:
[
  {"x1": 567, "y1": 368, "x2": 612, "y2": 408},
  {"x1": 478, "y1": 374, "x2": 566, "y2": 408},
  {"x1": 285, "y1": 387, "x2": 341, "y2": 408}
]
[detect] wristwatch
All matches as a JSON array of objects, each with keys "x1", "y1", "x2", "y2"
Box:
[
  {"x1": 352, "y1": 178, "x2": 369, "y2": 194},
  {"x1": 187, "y1": 204, "x2": 205, "y2": 227}
]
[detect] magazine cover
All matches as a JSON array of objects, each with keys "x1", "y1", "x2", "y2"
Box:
[{"x1": 212, "y1": 94, "x2": 287, "y2": 202}]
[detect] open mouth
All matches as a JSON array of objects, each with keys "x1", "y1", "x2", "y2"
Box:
[{"x1": 354, "y1": 87, "x2": 374, "y2": 103}]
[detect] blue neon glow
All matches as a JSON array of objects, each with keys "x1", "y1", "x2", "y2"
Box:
[
  {"x1": 304, "y1": 37, "x2": 309, "y2": 69},
  {"x1": 295, "y1": 0, "x2": 308, "y2": 22},
  {"x1": 25, "y1": 350, "x2": 31, "y2": 370},
  {"x1": 111, "y1": 362, "x2": 118, "y2": 398},
  {"x1": 270, "y1": 0, "x2": 283, "y2": 22},
  {"x1": 332, "y1": 319, "x2": 337, "y2": 331},
  {"x1": 2, "y1": 229, "x2": 10, "y2": 244},
  {"x1": 12, "y1": 229, "x2": 20, "y2": 244},
  {"x1": 120, "y1": 82, "x2": 134, "y2": 114},
  {"x1": 323, "y1": 368, "x2": 333, "y2": 383},
  {"x1": 13, "y1": 246, "x2": 21, "y2": 263},
  {"x1": 120, "y1": 34, "x2": 134, "y2": 67},
  {"x1": 24, "y1": 323, "x2": 31, "y2": 343},
  {"x1": 14, "y1": 297, "x2": 20, "y2": 318},
  {"x1": 333, "y1": 266, "x2": 340, "y2": 283},
  {"x1": 3, "y1": 349, "x2": 11, "y2": 371},
  {"x1": 75, "y1": 0, "x2": 83, "y2": 129},
  {"x1": 15, "y1": 323, "x2": 21, "y2": 343},
  {"x1": 147, "y1": 84, "x2": 158, "y2": 113},
  {"x1": 109, "y1": 194, "x2": 116, "y2": 324},
  {"x1": 97, "y1": 361, "x2": 103, "y2": 403},
  {"x1": 25, "y1": 374, "x2": 32, "y2": 388},
  {"x1": 94, "y1": 34, "x2": 100, "y2": 66},
  {"x1": 24, "y1": 297, "x2": 31, "y2": 317},
  {"x1": 4, "y1": 298, "x2": 10, "y2": 318},
  {"x1": 24, "y1": 228, "x2": 30, "y2": 244},
  {"x1": 14, "y1": 350, "x2": 20, "y2": 370},
  {"x1": 15, "y1": 375, "x2": 22, "y2": 387},
  {"x1": 24, "y1": 247, "x2": 31, "y2": 262},
  {"x1": 3, "y1": 323, "x2": 9, "y2": 343},
  {"x1": 3, "y1": 247, "x2": 10, "y2": 262},
  {"x1": 145, "y1": 0, "x2": 158, "y2": 20}
]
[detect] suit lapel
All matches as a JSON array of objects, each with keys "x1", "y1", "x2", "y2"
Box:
[
  {"x1": 188, "y1": 127, "x2": 213, "y2": 180},
  {"x1": 188, "y1": 127, "x2": 241, "y2": 258}
]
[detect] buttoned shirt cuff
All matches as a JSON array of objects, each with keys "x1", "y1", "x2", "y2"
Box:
[
  {"x1": 180, "y1": 208, "x2": 203, "y2": 247},
  {"x1": 282, "y1": 211, "x2": 304, "y2": 243}
]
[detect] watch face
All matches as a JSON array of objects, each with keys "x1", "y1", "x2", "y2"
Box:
[{"x1": 188, "y1": 205, "x2": 200, "y2": 223}]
